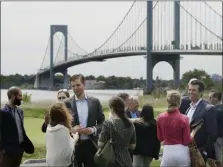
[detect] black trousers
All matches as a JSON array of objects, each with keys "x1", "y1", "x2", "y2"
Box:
[
  {"x1": 0, "y1": 152, "x2": 23, "y2": 167},
  {"x1": 75, "y1": 140, "x2": 97, "y2": 167}
]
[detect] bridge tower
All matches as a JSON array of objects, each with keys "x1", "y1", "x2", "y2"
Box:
[
  {"x1": 49, "y1": 25, "x2": 68, "y2": 90},
  {"x1": 146, "y1": 1, "x2": 181, "y2": 94}
]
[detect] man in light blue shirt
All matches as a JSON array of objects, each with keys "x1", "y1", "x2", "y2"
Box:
[{"x1": 64, "y1": 74, "x2": 105, "y2": 167}]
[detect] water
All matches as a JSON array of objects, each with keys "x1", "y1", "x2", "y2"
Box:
[{"x1": 0, "y1": 89, "x2": 143, "y2": 104}]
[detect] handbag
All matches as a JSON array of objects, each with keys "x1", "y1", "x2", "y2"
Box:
[
  {"x1": 189, "y1": 120, "x2": 206, "y2": 167},
  {"x1": 189, "y1": 139, "x2": 206, "y2": 167},
  {"x1": 94, "y1": 121, "x2": 117, "y2": 167}
]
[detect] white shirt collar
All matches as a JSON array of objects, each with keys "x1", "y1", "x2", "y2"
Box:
[
  {"x1": 190, "y1": 98, "x2": 202, "y2": 108},
  {"x1": 74, "y1": 93, "x2": 88, "y2": 101}
]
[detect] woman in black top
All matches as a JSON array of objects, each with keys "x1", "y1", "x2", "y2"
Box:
[{"x1": 132, "y1": 104, "x2": 160, "y2": 167}]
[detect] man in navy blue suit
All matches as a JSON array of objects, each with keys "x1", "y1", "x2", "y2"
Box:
[
  {"x1": 186, "y1": 80, "x2": 218, "y2": 161},
  {"x1": 208, "y1": 90, "x2": 223, "y2": 165},
  {"x1": 0, "y1": 87, "x2": 34, "y2": 167}
]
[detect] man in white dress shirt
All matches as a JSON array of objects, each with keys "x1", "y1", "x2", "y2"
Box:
[
  {"x1": 64, "y1": 74, "x2": 105, "y2": 167},
  {"x1": 186, "y1": 79, "x2": 218, "y2": 161}
]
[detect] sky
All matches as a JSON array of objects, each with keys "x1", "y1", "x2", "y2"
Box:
[{"x1": 1, "y1": 1, "x2": 222, "y2": 80}]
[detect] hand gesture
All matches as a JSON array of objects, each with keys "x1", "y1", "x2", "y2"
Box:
[
  {"x1": 71, "y1": 125, "x2": 82, "y2": 133},
  {"x1": 73, "y1": 132, "x2": 79, "y2": 142},
  {"x1": 191, "y1": 123, "x2": 202, "y2": 138},
  {"x1": 77, "y1": 128, "x2": 94, "y2": 135}
]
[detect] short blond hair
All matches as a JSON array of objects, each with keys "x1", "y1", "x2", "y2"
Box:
[{"x1": 166, "y1": 90, "x2": 181, "y2": 108}]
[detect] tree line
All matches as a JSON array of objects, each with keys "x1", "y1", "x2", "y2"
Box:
[{"x1": 0, "y1": 69, "x2": 222, "y2": 91}]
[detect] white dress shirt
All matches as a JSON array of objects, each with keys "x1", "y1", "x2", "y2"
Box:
[
  {"x1": 75, "y1": 94, "x2": 96, "y2": 140},
  {"x1": 186, "y1": 98, "x2": 202, "y2": 124}
]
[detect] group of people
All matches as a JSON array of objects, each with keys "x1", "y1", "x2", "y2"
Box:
[{"x1": 0, "y1": 74, "x2": 222, "y2": 167}]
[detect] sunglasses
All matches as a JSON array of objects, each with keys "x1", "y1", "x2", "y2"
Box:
[{"x1": 58, "y1": 89, "x2": 68, "y2": 93}]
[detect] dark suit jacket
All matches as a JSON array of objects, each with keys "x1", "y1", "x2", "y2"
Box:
[
  {"x1": 186, "y1": 100, "x2": 218, "y2": 158},
  {"x1": 214, "y1": 103, "x2": 223, "y2": 138},
  {"x1": 126, "y1": 110, "x2": 140, "y2": 118},
  {"x1": 0, "y1": 111, "x2": 2, "y2": 151},
  {"x1": 0, "y1": 104, "x2": 34, "y2": 155},
  {"x1": 133, "y1": 120, "x2": 160, "y2": 159},
  {"x1": 179, "y1": 96, "x2": 191, "y2": 114},
  {"x1": 64, "y1": 95, "x2": 105, "y2": 142}
]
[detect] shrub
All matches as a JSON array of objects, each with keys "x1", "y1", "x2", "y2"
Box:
[{"x1": 23, "y1": 92, "x2": 32, "y2": 104}]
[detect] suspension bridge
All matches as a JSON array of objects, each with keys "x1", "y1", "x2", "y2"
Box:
[{"x1": 32, "y1": 1, "x2": 222, "y2": 93}]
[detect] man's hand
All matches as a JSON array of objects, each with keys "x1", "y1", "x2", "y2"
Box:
[
  {"x1": 72, "y1": 132, "x2": 79, "y2": 142},
  {"x1": 71, "y1": 125, "x2": 82, "y2": 133},
  {"x1": 77, "y1": 127, "x2": 94, "y2": 135}
]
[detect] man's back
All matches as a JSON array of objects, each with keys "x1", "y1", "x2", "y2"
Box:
[
  {"x1": 215, "y1": 104, "x2": 223, "y2": 137},
  {"x1": 157, "y1": 109, "x2": 191, "y2": 146}
]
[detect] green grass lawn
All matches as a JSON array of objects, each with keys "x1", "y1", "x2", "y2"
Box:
[{"x1": 22, "y1": 118, "x2": 46, "y2": 162}]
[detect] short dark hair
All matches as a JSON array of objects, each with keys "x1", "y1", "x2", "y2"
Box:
[
  {"x1": 117, "y1": 93, "x2": 129, "y2": 101},
  {"x1": 210, "y1": 89, "x2": 222, "y2": 101},
  {"x1": 140, "y1": 104, "x2": 154, "y2": 123},
  {"x1": 7, "y1": 87, "x2": 20, "y2": 99},
  {"x1": 190, "y1": 80, "x2": 205, "y2": 92},
  {"x1": 69, "y1": 74, "x2": 85, "y2": 84}
]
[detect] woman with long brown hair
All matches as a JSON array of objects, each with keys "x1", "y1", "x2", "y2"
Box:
[
  {"x1": 41, "y1": 89, "x2": 70, "y2": 133},
  {"x1": 46, "y1": 103, "x2": 79, "y2": 167}
]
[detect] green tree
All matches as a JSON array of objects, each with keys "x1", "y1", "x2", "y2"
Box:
[{"x1": 181, "y1": 69, "x2": 214, "y2": 89}]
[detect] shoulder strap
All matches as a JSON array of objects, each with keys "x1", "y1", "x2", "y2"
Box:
[
  {"x1": 109, "y1": 120, "x2": 113, "y2": 142},
  {"x1": 0, "y1": 110, "x2": 2, "y2": 150}
]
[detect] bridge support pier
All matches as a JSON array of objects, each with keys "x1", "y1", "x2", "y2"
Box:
[
  {"x1": 146, "y1": 0, "x2": 153, "y2": 94},
  {"x1": 38, "y1": 73, "x2": 51, "y2": 89},
  {"x1": 144, "y1": 55, "x2": 181, "y2": 94},
  {"x1": 49, "y1": 25, "x2": 68, "y2": 90},
  {"x1": 34, "y1": 74, "x2": 40, "y2": 89},
  {"x1": 173, "y1": 56, "x2": 180, "y2": 88},
  {"x1": 63, "y1": 69, "x2": 69, "y2": 89}
]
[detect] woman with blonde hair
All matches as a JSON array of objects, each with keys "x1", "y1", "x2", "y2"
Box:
[
  {"x1": 46, "y1": 103, "x2": 79, "y2": 167},
  {"x1": 157, "y1": 90, "x2": 192, "y2": 167}
]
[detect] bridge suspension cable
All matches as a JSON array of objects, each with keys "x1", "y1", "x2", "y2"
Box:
[
  {"x1": 177, "y1": 1, "x2": 222, "y2": 41},
  {"x1": 87, "y1": 1, "x2": 136, "y2": 55},
  {"x1": 39, "y1": 37, "x2": 50, "y2": 71},
  {"x1": 203, "y1": 1, "x2": 222, "y2": 18},
  {"x1": 51, "y1": 27, "x2": 84, "y2": 55},
  {"x1": 54, "y1": 35, "x2": 64, "y2": 64},
  {"x1": 68, "y1": 32, "x2": 88, "y2": 54},
  {"x1": 115, "y1": 1, "x2": 159, "y2": 51},
  {"x1": 51, "y1": 27, "x2": 87, "y2": 63}
]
